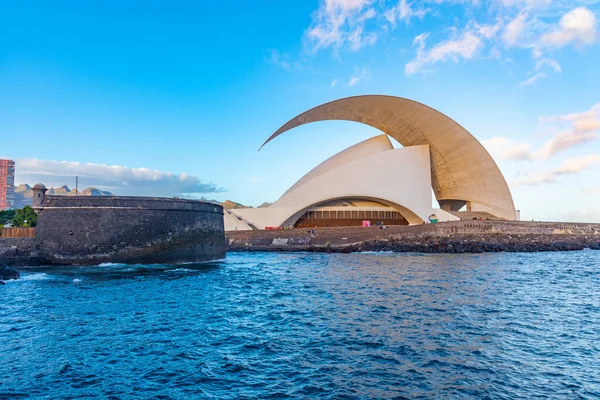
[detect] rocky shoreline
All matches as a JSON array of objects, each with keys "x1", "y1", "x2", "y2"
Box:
[
  {"x1": 233, "y1": 234, "x2": 600, "y2": 253},
  {"x1": 228, "y1": 223, "x2": 600, "y2": 254},
  {"x1": 0, "y1": 265, "x2": 20, "y2": 283}
]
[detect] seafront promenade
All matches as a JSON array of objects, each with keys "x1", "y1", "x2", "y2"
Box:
[{"x1": 228, "y1": 220, "x2": 600, "y2": 253}]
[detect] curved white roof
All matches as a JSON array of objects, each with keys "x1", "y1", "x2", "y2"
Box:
[
  {"x1": 282, "y1": 134, "x2": 393, "y2": 197},
  {"x1": 261, "y1": 95, "x2": 516, "y2": 220}
]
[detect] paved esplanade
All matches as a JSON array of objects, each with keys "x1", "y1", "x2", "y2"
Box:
[{"x1": 260, "y1": 95, "x2": 517, "y2": 221}]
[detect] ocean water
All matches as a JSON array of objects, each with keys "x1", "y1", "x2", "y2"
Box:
[{"x1": 1, "y1": 251, "x2": 599, "y2": 399}]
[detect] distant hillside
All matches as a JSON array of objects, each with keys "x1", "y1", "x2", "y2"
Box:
[
  {"x1": 215, "y1": 200, "x2": 272, "y2": 209},
  {"x1": 49, "y1": 185, "x2": 114, "y2": 197},
  {"x1": 14, "y1": 184, "x2": 114, "y2": 208},
  {"x1": 12, "y1": 187, "x2": 267, "y2": 210},
  {"x1": 221, "y1": 200, "x2": 250, "y2": 210}
]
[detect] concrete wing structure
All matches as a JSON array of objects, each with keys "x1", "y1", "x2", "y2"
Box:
[
  {"x1": 229, "y1": 135, "x2": 459, "y2": 229},
  {"x1": 281, "y1": 133, "x2": 394, "y2": 197},
  {"x1": 273, "y1": 143, "x2": 434, "y2": 226},
  {"x1": 260, "y1": 95, "x2": 517, "y2": 221}
]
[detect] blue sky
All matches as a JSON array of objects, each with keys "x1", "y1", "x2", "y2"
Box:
[{"x1": 1, "y1": 0, "x2": 599, "y2": 222}]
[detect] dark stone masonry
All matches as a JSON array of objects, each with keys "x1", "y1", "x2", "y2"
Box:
[{"x1": 0, "y1": 196, "x2": 226, "y2": 266}]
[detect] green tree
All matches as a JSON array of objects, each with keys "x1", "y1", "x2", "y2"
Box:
[
  {"x1": 0, "y1": 209, "x2": 15, "y2": 225},
  {"x1": 11, "y1": 206, "x2": 38, "y2": 227}
]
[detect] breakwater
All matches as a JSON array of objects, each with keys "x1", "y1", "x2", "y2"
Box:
[
  {"x1": 227, "y1": 220, "x2": 600, "y2": 253},
  {"x1": 1, "y1": 196, "x2": 226, "y2": 266}
]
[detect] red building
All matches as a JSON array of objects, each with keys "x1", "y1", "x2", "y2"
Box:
[{"x1": 0, "y1": 159, "x2": 15, "y2": 210}]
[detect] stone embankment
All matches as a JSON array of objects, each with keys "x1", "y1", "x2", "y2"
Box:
[{"x1": 227, "y1": 221, "x2": 600, "y2": 253}]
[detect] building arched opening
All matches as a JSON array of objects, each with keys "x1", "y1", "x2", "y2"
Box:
[
  {"x1": 292, "y1": 198, "x2": 410, "y2": 228},
  {"x1": 438, "y1": 199, "x2": 469, "y2": 212}
]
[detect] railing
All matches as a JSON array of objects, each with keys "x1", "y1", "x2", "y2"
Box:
[{"x1": 0, "y1": 227, "x2": 36, "y2": 239}]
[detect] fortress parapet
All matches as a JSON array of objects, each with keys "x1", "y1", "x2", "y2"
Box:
[{"x1": 2, "y1": 195, "x2": 226, "y2": 266}]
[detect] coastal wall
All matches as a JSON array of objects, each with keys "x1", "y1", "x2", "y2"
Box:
[
  {"x1": 1, "y1": 196, "x2": 226, "y2": 266},
  {"x1": 0, "y1": 238, "x2": 42, "y2": 265},
  {"x1": 227, "y1": 221, "x2": 600, "y2": 253}
]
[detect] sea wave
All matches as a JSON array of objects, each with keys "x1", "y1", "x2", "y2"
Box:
[
  {"x1": 19, "y1": 273, "x2": 50, "y2": 281},
  {"x1": 98, "y1": 262, "x2": 127, "y2": 267}
]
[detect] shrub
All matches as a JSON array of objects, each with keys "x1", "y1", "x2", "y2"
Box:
[{"x1": 11, "y1": 206, "x2": 38, "y2": 227}]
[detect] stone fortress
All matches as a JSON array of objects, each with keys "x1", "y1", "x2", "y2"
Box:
[{"x1": 1, "y1": 184, "x2": 226, "y2": 266}]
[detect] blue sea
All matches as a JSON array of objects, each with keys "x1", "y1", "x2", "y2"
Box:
[{"x1": 1, "y1": 251, "x2": 599, "y2": 399}]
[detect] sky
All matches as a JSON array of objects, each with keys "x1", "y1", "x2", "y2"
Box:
[{"x1": 1, "y1": 0, "x2": 599, "y2": 222}]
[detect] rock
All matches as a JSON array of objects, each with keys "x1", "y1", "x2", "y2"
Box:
[
  {"x1": 0, "y1": 265, "x2": 20, "y2": 281},
  {"x1": 227, "y1": 228, "x2": 600, "y2": 254}
]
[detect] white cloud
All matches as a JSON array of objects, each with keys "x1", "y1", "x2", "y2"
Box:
[
  {"x1": 360, "y1": 7, "x2": 377, "y2": 21},
  {"x1": 330, "y1": 78, "x2": 338, "y2": 87},
  {"x1": 540, "y1": 7, "x2": 597, "y2": 48},
  {"x1": 265, "y1": 49, "x2": 290, "y2": 68},
  {"x1": 501, "y1": 6, "x2": 597, "y2": 51},
  {"x1": 348, "y1": 67, "x2": 368, "y2": 85},
  {"x1": 518, "y1": 57, "x2": 561, "y2": 86},
  {"x1": 482, "y1": 131, "x2": 596, "y2": 161},
  {"x1": 511, "y1": 170, "x2": 556, "y2": 186},
  {"x1": 511, "y1": 154, "x2": 600, "y2": 186},
  {"x1": 483, "y1": 103, "x2": 600, "y2": 161},
  {"x1": 535, "y1": 57, "x2": 561, "y2": 72},
  {"x1": 490, "y1": 47, "x2": 502, "y2": 59},
  {"x1": 534, "y1": 102, "x2": 600, "y2": 157},
  {"x1": 385, "y1": 0, "x2": 428, "y2": 27},
  {"x1": 482, "y1": 137, "x2": 532, "y2": 160},
  {"x1": 533, "y1": 130, "x2": 597, "y2": 158},
  {"x1": 405, "y1": 31, "x2": 482, "y2": 75},
  {"x1": 305, "y1": 0, "x2": 377, "y2": 53},
  {"x1": 413, "y1": 32, "x2": 429, "y2": 48},
  {"x1": 477, "y1": 20, "x2": 503, "y2": 39},
  {"x1": 503, "y1": 12, "x2": 528, "y2": 47},
  {"x1": 249, "y1": 176, "x2": 261, "y2": 183},
  {"x1": 14, "y1": 158, "x2": 224, "y2": 197},
  {"x1": 555, "y1": 154, "x2": 600, "y2": 173},
  {"x1": 347, "y1": 26, "x2": 378, "y2": 50},
  {"x1": 573, "y1": 118, "x2": 600, "y2": 132},
  {"x1": 301, "y1": 0, "x2": 597, "y2": 79},
  {"x1": 541, "y1": 103, "x2": 600, "y2": 127},
  {"x1": 518, "y1": 72, "x2": 547, "y2": 86}
]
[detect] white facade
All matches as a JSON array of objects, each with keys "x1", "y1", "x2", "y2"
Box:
[
  {"x1": 223, "y1": 208, "x2": 253, "y2": 231},
  {"x1": 227, "y1": 135, "x2": 459, "y2": 230}
]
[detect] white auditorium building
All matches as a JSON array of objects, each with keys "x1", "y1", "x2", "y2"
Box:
[{"x1": 224, "y1": 95, "x2": 517, "y2": 231}]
